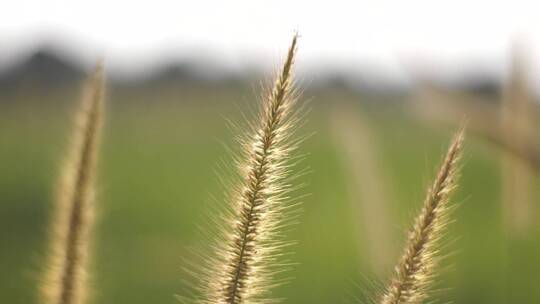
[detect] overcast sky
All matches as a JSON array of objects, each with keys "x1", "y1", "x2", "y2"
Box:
[{"x1": 2, "y1": 0, "x2": 540, "y2": 84}]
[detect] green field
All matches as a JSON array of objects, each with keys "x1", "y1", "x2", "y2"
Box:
[{"x1": 1, "y1": 84, "x2": 539, "y2": 303}]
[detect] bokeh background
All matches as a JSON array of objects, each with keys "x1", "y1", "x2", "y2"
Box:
[{"x1": 2, "y1": 1, "x2": 540, "y2": 303}]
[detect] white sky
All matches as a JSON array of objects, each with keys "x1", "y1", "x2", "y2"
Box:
[{"x1": 2, "y1": 0, "x2": 540, "y2": 84}]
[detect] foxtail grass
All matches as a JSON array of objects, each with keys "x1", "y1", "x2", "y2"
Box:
[
  {"x1": 189, "y1": 34, "x2": 302, "y2": 304},
  {"x1": 41, "y1": 63, "x2": 105, "y2": 304},
  {"x1": 379, "y1": 128, "x2": 465, "y2": 304}
]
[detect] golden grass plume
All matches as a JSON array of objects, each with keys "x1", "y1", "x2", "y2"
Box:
[
  {"x1": 379, "y1": 128, "x2": 465, "y2": 304},
  {"x1": 188, "y1": 34, "x2": 302, "y2": 304},
  {"x1": 41, "y1": 63, "x2": 105, "y2": 304}
]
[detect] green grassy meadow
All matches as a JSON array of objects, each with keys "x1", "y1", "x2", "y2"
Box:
[{"x1": 1, "y1": 84, "x2": 540, "y2": 303}]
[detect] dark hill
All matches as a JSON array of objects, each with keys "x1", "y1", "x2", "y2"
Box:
[{"x1": 0, "y1": 48, "x2": 85, "y2": 90}]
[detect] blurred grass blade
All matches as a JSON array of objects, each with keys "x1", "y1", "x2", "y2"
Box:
[
  {"x1": 330, "y1": 106, "x2": 395, "y2": 274},
  {"x1": 41, "y1": 63, "x2": 105, "y2": 304},
  {"x1": 500, "y1": 44, "x2": 534, "y2": 236}
]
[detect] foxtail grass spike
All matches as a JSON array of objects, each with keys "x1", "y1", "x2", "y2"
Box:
[
  {"x1": 380, "y1": 128, "x2": 465, "y2": 304},
  {"x1": 41, "y1": 62, "x2": 105, "y2": 304},
  {"x1": 194, "y1": 34, "x2": 301, "y2": 304}
]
